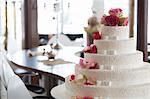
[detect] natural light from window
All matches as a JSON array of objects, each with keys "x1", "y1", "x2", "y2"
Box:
[{"x1": 38, "y1": 0, "x2": 129, "y2": 35}]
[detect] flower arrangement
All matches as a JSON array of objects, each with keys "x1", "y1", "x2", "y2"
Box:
[
  {"x1": 79, "y1": 59, "x2": 99, "y2": 69},
  {"x1": 69, "y1": 74, "x2": 96, "y2": 85},
  {"x1": 84, "y1": 16, "x2": 100, "y2": 45},
  {"x1": 83, "y1": 44, "x2": 97, "y2": 53},
  {"x1": 92, "y1": 31, "x2": 101, "y2": 40},
  {"x1": 101, "y1": 8, "x2": 128, "y2": 26}
]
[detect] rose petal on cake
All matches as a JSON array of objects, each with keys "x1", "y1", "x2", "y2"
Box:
[
  {"x1": 101, "y1": 15, "x2": 108, "y2": 25},
  {"x1": 70, "y1": 74, "x2": 75, "y2": 81},
  {"x1": 83, "y1": 46, "x2": 91, "y2": 53},
  {"x1": 92, "y1": 31, "x2": 102, "y2": 40},
  {"x1": 90, "y1": 44, "x2": 97, "y2": 53}
]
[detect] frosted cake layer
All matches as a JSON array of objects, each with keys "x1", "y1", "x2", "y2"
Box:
[
  {"x1": 75, "y1": 63, "x2": 150, "y2": 86},
  {"x1": 65, "y1": 76, "x2": 150, "y2": 97},
  {"x1": 94, "y1": 38, "x2": 136, "y2": 54},
  {"x1": 84, "y1": 51, "x2": 143, "y2": 66},
  {"x1": 101, "y1": 26, "x2": 129, "y2": 40}
]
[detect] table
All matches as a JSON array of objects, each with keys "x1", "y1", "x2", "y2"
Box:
[{"x1": 10, "y1": 45, "x2": 83, "y2": 81}]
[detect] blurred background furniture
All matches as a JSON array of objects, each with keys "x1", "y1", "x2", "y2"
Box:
[
  {"x1": 8, "y1": 45, "x2": 83, "y2": 98},
  {"x1": 7, "y1": 53, "x2": 51, "y2": 99},
  {"x1": 47, "y1": 34, "x2": 84, "y2": 47}
]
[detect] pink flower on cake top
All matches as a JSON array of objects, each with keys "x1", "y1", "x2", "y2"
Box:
[{"x1": 101, "y1": 8, "x2": 128, "y2": 26}]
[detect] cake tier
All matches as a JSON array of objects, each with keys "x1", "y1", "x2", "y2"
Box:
[
  {"x1": 75, "y1": 63, "x2": 150, "y2": 86},
  {"x1": 65, "y1": 76, "x2": 150, "y2": 97},
  {"x1": 94, "y1": 38, "x2": 136, "y2": 54},
  {"x1": 51, "y1": 84, "x2": 150, "y2": 99},
  {"x1": 101, "y1": 26, "x2": 129, "y2": 40},
  {"x1": 84, "y1": 51, "x2": 143, "y2": 69}
]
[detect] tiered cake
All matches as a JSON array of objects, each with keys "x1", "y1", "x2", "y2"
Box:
[{"x1": 51, "y1": 9, "x2": 150, "y2": 99}]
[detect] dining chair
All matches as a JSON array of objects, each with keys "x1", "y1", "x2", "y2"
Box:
[
  {"x1": 0, "y1": 51, "x2": 50, "y2": 99},
  {"x1": 0, "y1": 51, "x2": 33, "y2": 99},
  {"x1": 0, "y1": 51, "x2": 15, "y2": 99},
  {"x1": 7, "y1": 75, "x2": 33, "y2": 99}
]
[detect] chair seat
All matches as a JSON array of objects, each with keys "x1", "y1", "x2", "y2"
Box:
[
  {"x1": 25, "y1": 84, "x2": 45, "y2": 94},
  {"x1": 8, "y1": 75, "x2": 33, "y2": 99}
]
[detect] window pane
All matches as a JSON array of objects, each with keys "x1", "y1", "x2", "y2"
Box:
[
  {"x1": 0, "y1": 0, "x2": 23, "y2": 53},
  {"x1": 37, "y1": 0, "x2": 93, "y2": 35}
]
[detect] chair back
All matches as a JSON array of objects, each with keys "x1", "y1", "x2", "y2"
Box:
[
  {"x1": 7, "y1": 75, "x2": 33, "y2": 99},
  {"x1": 0, "y1": 51, "x2": 33, "y2": 99},
  {"x1": 48, "y1": 34, "x2": 73, "y2": 46},
  {"x1": 48, "y1": 34, "x2": 84, "y2": 46},
  {"x1": 0, "y1": 51, "x2": 15, "y2": 99}
]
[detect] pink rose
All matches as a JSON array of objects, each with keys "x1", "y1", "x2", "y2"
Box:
[
  {"x1": 79, "y1": 59, "x2": 86, "y2": 68},
  {"x1": 92, "y1": 31, "x2": 102, "y2": 40},
  {"x1": 70, "y1": 74, "x2": 75, "y2": 81},
  {"x1": 90, "y1": 44, "x2": 97, "y2": 53},
  {"x1": 83, "y1": 45, "x2": 97, "y2": 53},
  {"x1": 109, "y1": 8, "x2": 123, "y2": 16},
  {"x1": 79, "y1": 59, "x2": 99, "y2": 69},
  {"x1": 105, "y1": 15, "x2": 119, "y2": 26},
  {"x1": 83, "y1": 46, "x2": 91, "y2": 53}
]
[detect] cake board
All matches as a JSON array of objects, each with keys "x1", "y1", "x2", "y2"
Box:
[
  {"x1": 51, "y1": 83, "x2": 150, "y2": 99},
  {"x1": 51, "y1": 84, "x2": 71, "y2": 99}
]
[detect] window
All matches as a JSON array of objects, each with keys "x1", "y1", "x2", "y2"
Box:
[
  {"x1": 38, "y1": 0, "x2": 131, "y2": 34},
  {"x1": 37, "y1": 0, "x2": 93, "y2": 35}
]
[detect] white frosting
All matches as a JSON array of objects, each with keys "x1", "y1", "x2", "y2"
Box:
[
  {"x1": 94, "y1": 38, "x2": 136, "y2": 54},
  {"x1": 75, "y1": 63, "x2": 150, "y2": 86},
  {"x1": 51, "y1": 84, "x2": 150, "y2": 99},
  {"x1": 101, "y1": 26, "x2": 129, "y2": 40},
  {"x1": 65, "y1": 76, "x2": 150, "y2": 97},
  {"x1": 84, "y1": 51, "x2": 143, "y2": 68}
]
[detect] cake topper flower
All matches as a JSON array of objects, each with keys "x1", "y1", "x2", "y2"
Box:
[{"x1": 101, "y1": 8, "x2": 128, "y2": 26}]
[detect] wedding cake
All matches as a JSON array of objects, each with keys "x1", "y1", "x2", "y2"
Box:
[{"x1": 51, "y1": 8, "x2": 150, "y2": 99}]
